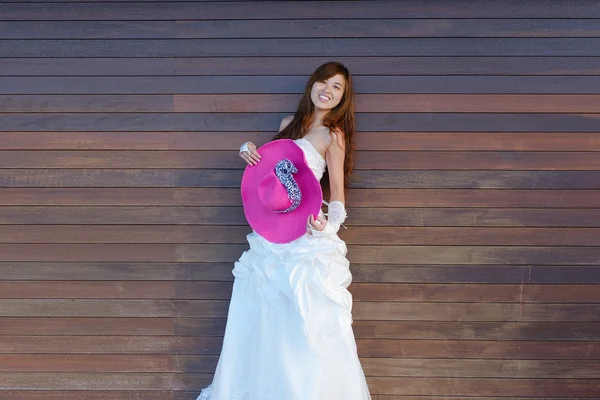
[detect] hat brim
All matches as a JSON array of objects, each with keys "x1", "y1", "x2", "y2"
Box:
[{"x1": 241, "y1": 139, "x2": 323, "y2": 244}]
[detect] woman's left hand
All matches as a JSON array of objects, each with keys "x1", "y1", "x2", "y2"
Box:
[{"x1": 307, "y1": 214, "x2": 327, "y2": 234}]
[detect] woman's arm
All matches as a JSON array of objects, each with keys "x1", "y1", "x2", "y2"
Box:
[
  {"x1": 326, "y1": 129, "x2": 346, "y2": 205},
  {"x1": 308, "y1": 129, "x2": 347, "y2": 236}
]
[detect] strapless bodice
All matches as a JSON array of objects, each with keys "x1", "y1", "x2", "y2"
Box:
[{"x1": 294, "y1": 138, "x2": 327, "y2": 181}]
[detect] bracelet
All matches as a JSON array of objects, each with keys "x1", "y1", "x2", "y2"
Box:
[{"x1": 239, "y1": 141, "x2": 253, "y2": 154}]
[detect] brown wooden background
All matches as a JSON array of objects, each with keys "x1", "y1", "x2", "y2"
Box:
[{"x1": 1, "y1": 1, "x2": 600, "y2": 399}]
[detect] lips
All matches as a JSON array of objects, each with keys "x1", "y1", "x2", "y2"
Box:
[{"x1": 318, "y1": 94, "x2": 331, "y2": 101}]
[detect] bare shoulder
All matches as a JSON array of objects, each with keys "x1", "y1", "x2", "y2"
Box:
[
  {"x1": 279, "y1": 115, "x2": 294, "y2": 132},
  {"x1": 328, "y1": 127, "x2": 346, "y2": 151}
]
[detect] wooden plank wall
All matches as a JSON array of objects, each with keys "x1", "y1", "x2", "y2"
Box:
[{"x1": 1, "y1": 1, "x2": 599, "y2": 399}]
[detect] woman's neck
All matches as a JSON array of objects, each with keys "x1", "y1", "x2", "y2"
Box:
[{"x1": 310, "y1": 109, "x2": 328, "y2": 128}]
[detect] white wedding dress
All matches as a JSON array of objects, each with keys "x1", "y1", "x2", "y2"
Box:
[{"x1": 197, "y1": 138, "x2": 372, "y2": 400}]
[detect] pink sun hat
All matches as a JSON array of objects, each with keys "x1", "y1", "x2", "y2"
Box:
[{"x1": 241, "y1": 139, "x2": 323, "y2": 244}]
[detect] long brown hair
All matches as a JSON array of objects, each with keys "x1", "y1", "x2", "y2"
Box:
[{"x1": 272, "y1": 61, "x2": 355, "y2": 189}]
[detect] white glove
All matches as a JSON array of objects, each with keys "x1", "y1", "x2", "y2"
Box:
[{"x1": 311, "y1": 201, "x2": 347, "y2": 237}]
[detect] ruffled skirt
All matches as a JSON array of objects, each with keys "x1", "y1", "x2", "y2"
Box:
[{"x1": 197, "y1": 231, "x2": 371, "y2": 400}]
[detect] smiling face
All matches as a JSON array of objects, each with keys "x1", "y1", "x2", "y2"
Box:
[{"x1": 310, "y1": 73, "x2": 346, "y2": 112}]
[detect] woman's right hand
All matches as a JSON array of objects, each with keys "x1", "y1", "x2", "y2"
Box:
[{"x1": 239, "y1": 142, "x2": 261, "y2": 166}]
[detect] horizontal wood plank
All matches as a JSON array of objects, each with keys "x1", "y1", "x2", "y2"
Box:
[
  {"x1": 0, "y1": 354, "x2": 181, "y2": 372},
  {"x1": 1, "y1": 355, "x2": 598, "y2": 378},
  {"x1": 2, "y1": 113, "x2": 600, "y2": 132},
  {"x1": 2, "y1": 76, "x2": 600, "y2": 94},
  {"x1": 2, "y1": 373, "x2": 597, "y2": 395},
  {"x1": 2, "y1": 281, "x2": 599, "y2": 303},
  {"x1": 2, "y1": 226, "x2": 599, "y2": 246},
  {"x1": 0, "y1": 317, "x2": 224, "y2": 337},
  {"x1": 1, "y1": 262, "x2": 598, "y2": 284},
  {"x1": 1, "y1": 150, "x2": 599, "y2": 170},
  {"x1": 353, "y1": 265, "x2": 600, "y2": 285},
  {"x1": 361, "y1": 358, "x2": 600, "y2": 378},
  {"x1": 2, "y1": 38, "x2": 600, "y2": 58},
  {"x1": 357, "y1": 339, "x2": 600, "y2": 359},
  {"x1": 2, "y1": 132, "x2": 599, "y2": 151},
  {"x1": 2, "y1": 336, "x2": 599, "y2": 359},
  {"x1": 2, "y1": 169, "x2": 600, "y2": 189},
  {"x1": 0, "y1": 281, "x2": 233, "y2": 299},
  {"x1": 1, "y1": 188, "x2": 599, "y2": 208},
  {"x1": 0, "y1": 262, "x2": 236, "y2": 282},
  {"x1": 2, "y1": 207, "x2": 600, "y2": 227},
  {"x1": 0, "y1": 244, "x2": 598, "y2": 264},
  {"x1": 0, "y1": 392, "x2": 177, "y2": 400},
  {"x1": 0, "y1": 374, "x2": 596, "y2": 395},
  {"x1": 3, "y1": 57, "x2": 600, "y2": 76},
  {"x1": 365, "y1": 376, "x2": 600, "y2": 397},
  {"x1": 3, "y1": 19, "x2": 600, "y2": 39},
  {"x1": 1, "y1": 299, "x2": 598, "y2": 321},
  {"x1": 2, "y1": 2, "x2": 599, "y2": 20},
  {"x1": 353, "y1": 321, "x2": 600, "y2": 341},
  {"x1": 341, "y1": 227, "x2": 600, "y2": 246},
  {"x1": 1, "y1": 318, "x2": 598, "y2": 341},
  {"x1": 0, "y1": 263, "x2": 598, "y2": 284},
  {"x1": 174, "y1": 94, "x2": 600, "y2": 113},
  {"x1": 6, "y1": 94, "x2": 600, "y2": 113},
  {"x1": 0, "y1": 335, "x2": 223, "y2": 354},
  {"x1": 0, "y1": 372, "x2": 207, "y2": 390},
  {"x1": 350, "y1": 283, "x2": 600, "y2": 303},
  {"x1": 352, "y1": 302, "x2": 600, "y2": 322}
]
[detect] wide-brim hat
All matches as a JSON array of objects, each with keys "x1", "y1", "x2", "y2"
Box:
[{"x1": 241, "y1": 139, "x2": 323, "y2": 244}]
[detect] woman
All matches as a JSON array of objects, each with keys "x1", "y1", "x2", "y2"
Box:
[{"x1": 198, "y1": 61, "x2": 371, "y2": 399}]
